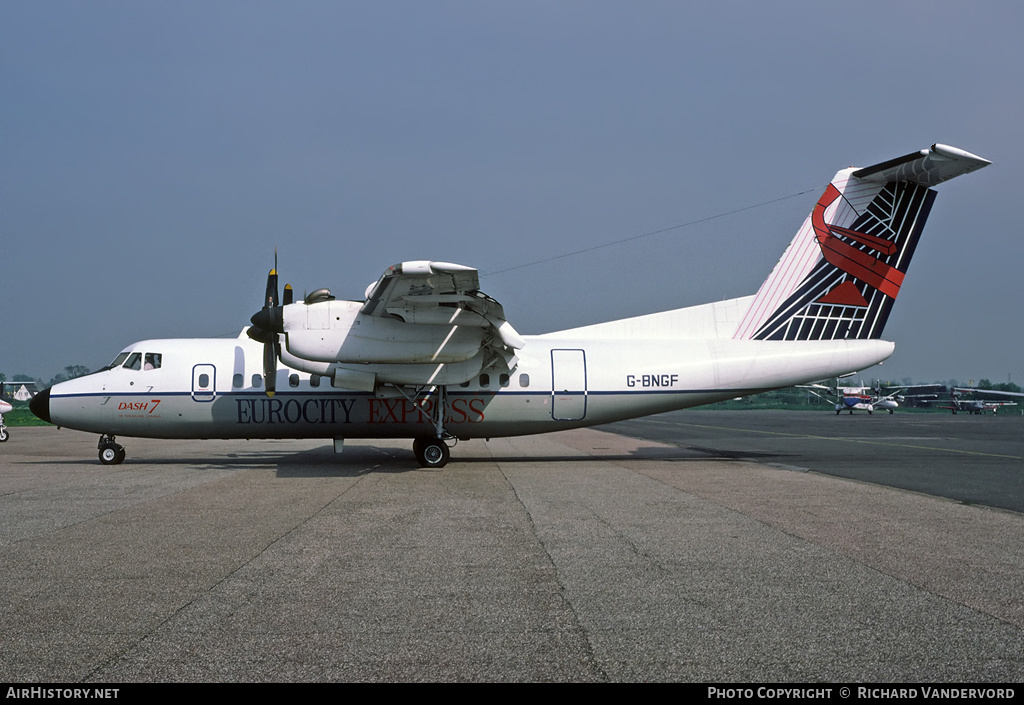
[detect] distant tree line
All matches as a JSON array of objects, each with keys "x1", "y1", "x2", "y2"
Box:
[
  {"x1": 975, "y1": 379, "x2": 1022, "y2": 394},
  {"x1": 0, "y1": 365, "x2": 91, "y2": 391}
]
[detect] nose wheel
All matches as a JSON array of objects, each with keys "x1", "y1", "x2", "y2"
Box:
[{"x1": 98, "y1": 435, "x2": 126, "y2": 465}]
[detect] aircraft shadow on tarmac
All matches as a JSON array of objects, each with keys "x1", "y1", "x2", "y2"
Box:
[
  {"x1": 272, "y1": 442, "x2": 778, "y2": 477},
  {"x1": 20, "y1": 439, "x2": 787, "y2": 478}
]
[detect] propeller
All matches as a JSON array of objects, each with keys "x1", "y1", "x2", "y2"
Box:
[{"x1": 248, "y1": 253, "x2": 286, "y2": 398}]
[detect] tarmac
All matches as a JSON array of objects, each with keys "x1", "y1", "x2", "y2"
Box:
[{"x1": 2, "y1": 417, "x2": 1023, "y2": 682}]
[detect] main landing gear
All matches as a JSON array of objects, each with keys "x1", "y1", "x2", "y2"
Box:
[
  {"x1": 413, "y1": 436, "x2": 451, "y2": 468},
  {"x1": 410, "y1": 385, "x2": 453, "y2": 468},
  {"x1": 98, "y1": 434, "x2": 126, "y2": 465},
  {"x1": 0, "y1": 416, "x2": 8, "y2": 442}
]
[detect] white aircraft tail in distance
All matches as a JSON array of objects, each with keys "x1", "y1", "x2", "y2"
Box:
[{"x1": 31, "y1": 144, "x2": 992, "y2": 466}]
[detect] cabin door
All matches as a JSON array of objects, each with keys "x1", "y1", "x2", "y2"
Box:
[
  {"x1": 551, "y1": 349, "x2": 587, "y2": 421},
  {"x1": 191, "y1": 364, "x2": 217, "y2": 402}
]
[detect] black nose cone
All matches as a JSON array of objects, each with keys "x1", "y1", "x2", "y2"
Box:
[
  {"x1": 30, "y1": 387, "x2": 51, "y2": 424},
  {"x1": 250, "y1": 306, "x2": 284, "y2": 334}
]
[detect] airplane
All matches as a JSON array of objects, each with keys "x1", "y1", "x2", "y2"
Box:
[
  {"x1": 30, "y1": 143, "x2": 991, "y2": 467},
  {"x1": 0, "y1": 397, "x2": 11, "y2": 442},
  {"x1": 953, "y1": 385, "x2": 1024, "y2": 400},
  {"x1": 929, "y1": 387, "x2": 1020, "y2": 415},
  {"x1": 800, "y1": 380, "x2": 904, "y2": 414}
]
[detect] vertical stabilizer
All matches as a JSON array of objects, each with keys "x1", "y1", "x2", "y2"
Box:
[{"x1": 734, "y1": 144, "x2": 989, "y2": 341}]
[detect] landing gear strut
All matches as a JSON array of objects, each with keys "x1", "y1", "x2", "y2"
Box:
[
  {"x1": 98, "y1": 434, "x2": 125, "y2": 465},
  {"x1": 411, "y1": 386, "x2": 453, "y2": 468}
]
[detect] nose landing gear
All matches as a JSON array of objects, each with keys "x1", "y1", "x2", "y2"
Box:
[{"x1": 98, "y1": 435, "x2": 126, "y2": 465}]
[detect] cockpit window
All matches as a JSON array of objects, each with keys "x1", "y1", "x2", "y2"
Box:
[
  {"x1": 109, "y1": 352, "x2": 130, "y2": 369},
  {"x1": 144, "y1": 353, "x2": 162, "y2": 370},
  {"x1": 123, "y1": 353, "x2": 142, "y2": 370}
]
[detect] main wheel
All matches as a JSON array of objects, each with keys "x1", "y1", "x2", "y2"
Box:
[
  {"x1": 416, "y1": 439, "x2": 450, "y2": 468},
  {"x1": 0, "y1": 427, "x2": 8, "y2": 442},
  {"x1": 99, "y1": 443, "x2": 125, "y2": 465}
]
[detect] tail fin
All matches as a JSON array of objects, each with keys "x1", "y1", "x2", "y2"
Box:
[{"x1": 734, "y1": 144, "x2": 990, "y2": 341}]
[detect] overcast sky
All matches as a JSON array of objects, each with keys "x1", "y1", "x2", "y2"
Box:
[{"x1": 2, "y1": 1, "x2": 1020, "y2": 386}]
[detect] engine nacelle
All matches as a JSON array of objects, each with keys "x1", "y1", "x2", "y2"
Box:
[
  {"x1": 282, "y1": 299, "x2": 486, "y2": 365},
  {"x1": 279, "y1": 345, "x2": 488, "y2": 390}
]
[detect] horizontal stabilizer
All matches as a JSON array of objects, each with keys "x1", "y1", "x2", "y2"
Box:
[{"x1": 852, "y1": 144, "x2": 991, "y2": 188}]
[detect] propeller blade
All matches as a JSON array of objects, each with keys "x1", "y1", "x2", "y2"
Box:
[
  {"x1": 283, "y1": 283, "x2": 293, "y2": 305},
  {"x1": 255, "y1": 252, "x2": 283, "y2": 397},
  {"x1": 264, "y1": 337, "x2": 277, "y2": 397},
  {"x1": 265, "y1": 268, "x2": 279, "y2": 308}
]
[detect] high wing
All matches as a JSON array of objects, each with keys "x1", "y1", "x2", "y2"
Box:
[
  {"x1": 254, "y1": 260, "x2": 524, "y2": 393},
  {"x1": 797, "y1": 383, "x2": 835, "y2": 392},
  {"x1": 361, "y1": 261, "x2": 525, "y2": 355},
  {"x1": 953, "y1": 387, "x2": 1024, "y2": 399}
]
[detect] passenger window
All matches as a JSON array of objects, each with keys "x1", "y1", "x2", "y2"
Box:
[
  {"x1": 144, "y1": 353, "x2": 162, "y2": 370},
  {"x1": 123, "y1": 353, "x2": 142, "y2": 370},
  {"x1": 252, "y1": 374, "x2": 263, "y2": 388},
  {"x1": 499, "y1": 373, "x2": 509, "y2": 387},
  {"x1": 289, "y1": 374, "x2": 300, "y2": 388},
  {"x1": 519, "y1": 373, "x2": 530, "y2": 388},
  {"x1": 479, "y1": 373, "x2": 490, "y2": 388},
  {"x1": 310, "y1": 375, "x2": 321, "y2": 388},
  {"x1": 233, "y1": 374, "x2": 244, "y2": 388}
]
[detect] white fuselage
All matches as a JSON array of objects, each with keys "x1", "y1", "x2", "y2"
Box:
[{"x1": 44, "y1": 323, "x2": 894, "y2": 441}]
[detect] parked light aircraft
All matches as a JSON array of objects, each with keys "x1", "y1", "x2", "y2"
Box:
[
  {"x1": 31, "y1": 144, "x2": 991, "y2": 466},
  {"x1": 930, "y1": 387, "x2": 1020, "y2": 415},
  {"x1": 0, "y1": 397, "x2": 11, "y2": 442},
  {"x1": 801, "y1": 381, "x2": 904, "y2": 414}
]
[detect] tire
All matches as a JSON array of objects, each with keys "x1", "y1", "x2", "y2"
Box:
[
  {"x1": 417, "y1": 440, "x2": 450, "y2": 468},
  {"x1": 99, "y1": 443, "x2": 124, "y2": 465},
  {"x1": 0, "y1": 427, "x2": 8, "y2": 442},
  {"x1": 412, "y1": 437, "x2": 427, "y2": 456}
]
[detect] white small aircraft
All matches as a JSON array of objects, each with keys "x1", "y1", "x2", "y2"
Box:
[
  {"x1": 0, "y1": 397, "x2": 11, "y2": 442},
  {"x1": 31, "y1": 144, "x2": 991, "y2": 466},
  {"x1": 801, "y1": 381, "x2": 904, "y2": 414}
]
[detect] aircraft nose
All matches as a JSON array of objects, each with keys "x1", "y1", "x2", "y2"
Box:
[{"x1": 29, "y1": 387, "x2": 51, "y2": 424}]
